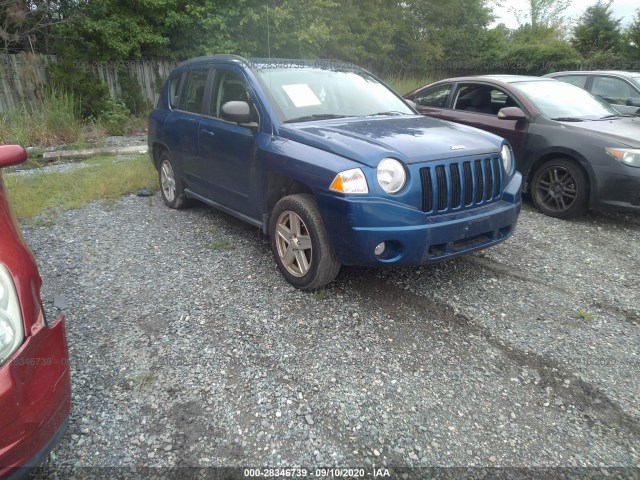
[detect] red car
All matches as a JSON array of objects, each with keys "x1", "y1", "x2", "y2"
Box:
[{"x1": 0, "y1": 145, "x2": 71, "y2": 479}]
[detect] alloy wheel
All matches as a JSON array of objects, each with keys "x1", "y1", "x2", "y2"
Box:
[
  {"x1": 160, "y1": 159, "x2": 176, "y2": 203},
  {"x1": 534, "y1": 165, "x2": 578, "y2": 213},
  {"x1": 275, "y1": 210, "x2": 313, "y2": 277}
]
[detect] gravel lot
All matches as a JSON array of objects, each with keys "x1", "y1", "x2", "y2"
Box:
[{"x1": 22, "y1": 191, "x2": 640, "y2": 476}]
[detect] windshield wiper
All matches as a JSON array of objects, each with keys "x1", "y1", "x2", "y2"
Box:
[
  {"x1": 284, "y1": 114, "x2": 350, "y2": 123},
  {"x1": 598, "y1": 114, "x2": 633, "y2": 119},
  {"x1": 551, "y1": 117, "x2": 585, "y2": 122},
  {"x1": 365, "y1": 111, "x2": 410, "y2": 117}
]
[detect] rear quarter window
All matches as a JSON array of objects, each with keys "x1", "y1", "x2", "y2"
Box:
[{"x1": 168, "y1": 73, "x2": 184, "y2": 110}]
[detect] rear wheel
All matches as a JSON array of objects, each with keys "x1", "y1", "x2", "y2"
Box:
[
  {"x1": 270, "y1": 194, "x2": 341, "y2": 290},
  {"x1": 158, "y1": 151, "x2": 190, "y2": 209},
  {"x1": 531, "y1": 158, "x2": 588, "y2": 219}
]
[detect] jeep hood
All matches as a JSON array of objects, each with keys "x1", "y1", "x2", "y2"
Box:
[{"x1": 278, "y1": 115, "x2": 504, "y2": 167}]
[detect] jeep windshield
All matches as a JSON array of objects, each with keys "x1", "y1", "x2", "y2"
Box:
[{"x1": 253, "y1": 65, "x2": 414, "y2": 123}]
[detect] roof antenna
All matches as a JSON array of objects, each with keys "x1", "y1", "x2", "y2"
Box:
[{"x1": 266, "y1": 2, "x2": 271, "y2": 61}]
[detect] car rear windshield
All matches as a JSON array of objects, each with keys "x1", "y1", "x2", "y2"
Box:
[
  {"x1": 253, "y1": 66, "x2": 414, "y2": 123},
  {"x1": 513, "y1": 80, "x2": 619, "y2": 120}
]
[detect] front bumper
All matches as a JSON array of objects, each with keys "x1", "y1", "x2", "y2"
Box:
[
  {"x1": 317, "y1": 172, "x2": 522, "y2": 266},
  {"x1": 0, "y1": 314, "x2": 71, "y2": 478},
  {"x1": 591, "y1": 163, "x2": 640, "y2": 210}
]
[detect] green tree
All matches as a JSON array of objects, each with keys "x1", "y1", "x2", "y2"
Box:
[
  {"x1": 406, "y1": 0, "x2": 494, "y2": 63},
  {"x1": 503, "y1": 24, "x2": 581, "y2": 73},
  {"x1": 0, "y1": 0, "x2": 71, "y2": 54},
  {"x1": 622, "y1": 8, "x2": 640, "y2": 61},
  {"x1": 572, "y1": 0, "x2": 623, "y2": 59},
  {"x1": 509, "y1": 0, "x2": 571, "y2": 29}
]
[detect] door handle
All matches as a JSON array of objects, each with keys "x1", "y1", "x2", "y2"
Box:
[{"x1": 202, "y1": 129, "x2": 215, "y2": 137}]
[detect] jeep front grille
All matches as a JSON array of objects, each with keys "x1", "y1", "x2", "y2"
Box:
[{"x1": 420, "y1": 157, "x2": 503, "y2": 213}]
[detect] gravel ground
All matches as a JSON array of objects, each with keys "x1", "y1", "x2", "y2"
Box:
[{"x1": 21, "y1": 192, "x2": 640, "y2": 477}]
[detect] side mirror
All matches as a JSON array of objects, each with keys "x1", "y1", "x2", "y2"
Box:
[
  {"x1": 497, "y1": 107, "x2": 526, "y2": 121},
  {"x1": 0, "y1": 145, "x2": 27, "y2": 168},
  {"x1": 221, "y1": 101, "x2": 253, "y2": 124},
  {"x1": 405, "y1": 99, "x2": 417, "y2": 109},
  {"x1": 626, "y1": 97, "x2": 640, "y2": 107}
]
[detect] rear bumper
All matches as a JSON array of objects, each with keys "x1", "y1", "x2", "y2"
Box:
[
  {"x1": 0, "y1": 314, "x2": 71, "y2": 478},
  {"x1": 317, "y1": 172, "x2": 522, "y2": 266}
]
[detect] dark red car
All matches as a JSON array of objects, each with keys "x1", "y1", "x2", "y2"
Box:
[
  {"x1": 0, "y1": 145, "x2": 71, "y2": 479},
  {"x1": 405, "y1": 76, "x2": 640, "y2": 218}
]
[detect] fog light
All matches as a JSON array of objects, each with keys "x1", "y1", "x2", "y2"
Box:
[{"x1": 374, "y1": 242, "x2": 386, "y2": 256}]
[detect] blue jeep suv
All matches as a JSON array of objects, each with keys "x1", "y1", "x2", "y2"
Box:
[{"x1": 148, "y1": 56, "x2": 522, "y2": 289}]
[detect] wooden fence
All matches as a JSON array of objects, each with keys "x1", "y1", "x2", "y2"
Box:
[{"x1": 0, "y1": 53, "x2": 177, "y2": 113}]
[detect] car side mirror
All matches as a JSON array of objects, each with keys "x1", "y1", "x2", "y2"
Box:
[
  {"x1": 497, "y1": 107, "x2": 526, "y2": 121},
  {"x1": 221, "y1": 101, "x2": 253, "y2": 124},
  {"x1": 0, "y1": 145, "x2": 27, "y2": 168},
  {"x1": 405, "y1": 99, "x2": 417, "y2": 109},
  {"x1": 626, "y1": 97, "x2": 640, "y2": 107}
]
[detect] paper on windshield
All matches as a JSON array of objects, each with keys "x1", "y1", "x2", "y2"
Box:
[{"x1": 282, "y1": 84, "x2": 322, "y2": 108}]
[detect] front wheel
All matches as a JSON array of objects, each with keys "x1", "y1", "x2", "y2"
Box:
[
  {"x1": 531, "y1": 158, "x2": 589, "y2": 219},
  {"x1": 269, "y1": 194, "x2": 341, "y2": 290}
]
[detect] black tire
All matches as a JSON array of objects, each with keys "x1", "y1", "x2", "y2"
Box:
[
  {"x1": 531, "y1": 158, "x2": 589, "y2": 219},
  {"x1": 269, "y1": 194, "x2": 341, "y2": 290},
  {"x1": 158, "y1": 151, "x2": 191, "y2": 209}
]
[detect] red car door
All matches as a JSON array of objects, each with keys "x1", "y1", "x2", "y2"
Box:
[{"x1": 439, "y1": 83, "x2": 527, "y2": 161}]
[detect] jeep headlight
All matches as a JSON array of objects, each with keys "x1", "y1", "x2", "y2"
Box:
[
  {"x1": 329, "y1": 168, "x2": 369, "y2": 194},
  {"x1": 501, "y1": 144, "x2": 513, "y2": 174},
  {"x1": 377, "y1": 158, "x2": 406, "y2": 194},
  {"x1": 0, "y1": 264, "x2": 24, "y2": 366},
  {"x1": 606, "y1": 148, "x2": 640, "y2": 167}
]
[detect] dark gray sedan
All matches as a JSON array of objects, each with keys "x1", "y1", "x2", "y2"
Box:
[{"x1": 404, "y1": 76, "x2": 640, "y2": 218}]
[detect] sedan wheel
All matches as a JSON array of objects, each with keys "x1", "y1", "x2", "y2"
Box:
[
  {"x1": 270, "y1": 194, "x2": 341, "y2": 289},
  {"x1": 532, "y1": 158, "x2": 588, "y2": 219}
]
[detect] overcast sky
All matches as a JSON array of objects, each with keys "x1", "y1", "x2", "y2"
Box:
[{"x1": 491, "y1": 0, "x2": 639, "y2": 28}]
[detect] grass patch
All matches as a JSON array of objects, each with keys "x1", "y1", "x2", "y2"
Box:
[
  {"x1": 313, "y1": 289, "x2": 328, "y2": 300},
  {"x1": 131, "y1": 370, "x2": 156, "y2": 391},
  {"x1": 0, "y1": 90, "x2": 82, "y2": 147},
  {"x1": 384, "y1": 74, "x2": 441, "y2": 96},
  {"x1": 204, "y1": 239, "x2": 234, "y2": 251},
  {"x1": 4, "y1": 155, "x2": 157, "y2": 220},
  {"x1": 575, "y1": 309, "x2": 596, "y2": 321}
]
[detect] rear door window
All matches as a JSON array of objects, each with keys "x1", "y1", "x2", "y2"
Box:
[
  {"x1": 178, "y1": 69, "x2": 210, "y2": 114},
  {"x1": 415, "y1": 84, "x2": 452, "y2": 108}
]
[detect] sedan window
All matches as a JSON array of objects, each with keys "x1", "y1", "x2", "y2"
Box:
[
  {"x1": 415, "y1": 84, "x2": 451, "y2": 108},
  {"x1": 453, "y1": 85, "x2": 518, "y2": 115},
  {"x1": 554, "y1": 75, "x2": 588, "y2": 88},
  {"x1": 591, "y1": 77, "x2": 636, "y2": 105}
]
